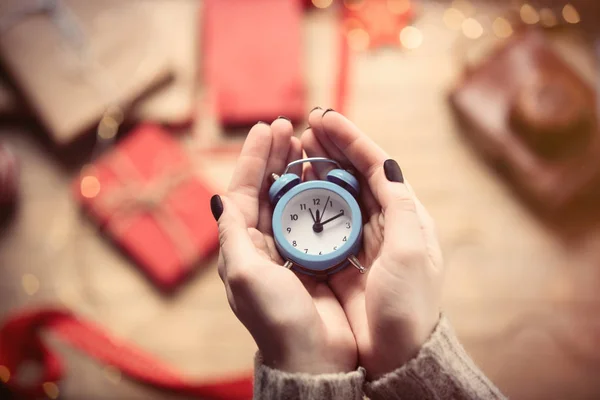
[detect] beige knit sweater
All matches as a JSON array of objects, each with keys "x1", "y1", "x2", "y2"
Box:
[{"x1": 253, "y1": 315, "x2": 506, "y2": 399}]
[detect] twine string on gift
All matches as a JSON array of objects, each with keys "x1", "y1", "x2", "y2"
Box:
[{"x1": 91, "y1": 149, "x2": 200, "y2": 269}]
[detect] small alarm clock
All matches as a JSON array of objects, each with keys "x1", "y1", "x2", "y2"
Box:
[{"x1": 269, "y1": 157, "x2": 365, "y2": 276}]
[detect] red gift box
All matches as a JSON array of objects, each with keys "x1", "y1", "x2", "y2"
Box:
[
  {"x1": 73, "y1": 124, "x2": 219, "y2": 291},
  {"x1": 202, "y1": 0, "x2": 305, "y2": 126}
]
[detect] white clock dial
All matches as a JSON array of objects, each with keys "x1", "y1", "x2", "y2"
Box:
[{"x1": 281, "y1": 188, "x2": 354, "y2": 256}]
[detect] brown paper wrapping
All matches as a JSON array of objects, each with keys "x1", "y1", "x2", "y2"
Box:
[{"x1": 0, "y1": 0, "x2": 172, "y2": 146}]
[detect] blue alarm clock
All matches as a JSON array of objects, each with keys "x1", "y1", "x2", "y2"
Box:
[{"x1": 269, "y1": 157, "x2": 365, "y2": 276}]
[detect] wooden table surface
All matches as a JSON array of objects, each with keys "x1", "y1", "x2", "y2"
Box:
[{"x1": 2, "y1": 2, "x2": 600, "y2": 399}]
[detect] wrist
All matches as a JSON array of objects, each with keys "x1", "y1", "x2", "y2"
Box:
[
  {"x1": 366, "y1": 318, "x2": 437, "y2": 380},
  {"x1": 260, "y1": 345, "x2": 355, "y2": 374},
  {"x1": 257, "y1": 329, "x2": 357, "y2": 374}
]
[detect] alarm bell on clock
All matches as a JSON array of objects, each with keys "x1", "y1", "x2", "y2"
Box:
[{"x1": 269, "y1": 157, "x2": 365, "y2": 276}]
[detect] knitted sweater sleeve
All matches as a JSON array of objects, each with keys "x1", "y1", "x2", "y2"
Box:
[
  {"x1": 252, "y1": 315, "x2": 506, "y2": 400},
  {"x1": 364, "y1": 315, "x2": 507, "y2": 400},
  {"x1": 253, "y1": 353, "x2": 366, "y2": 400}
]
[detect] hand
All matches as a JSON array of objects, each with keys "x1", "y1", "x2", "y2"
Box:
[
  {"x1": 211, "y1": 119, "x2": 357, "y2": 374},
  {"x1": 301, "y1": 109, "x2": 445, "y2": 379}
]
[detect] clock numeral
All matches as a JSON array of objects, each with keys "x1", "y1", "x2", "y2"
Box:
[
  {"x1": 339, "y1": 210, "x2": 344, "y2": 215},
  {"x1": 329, "y1": 200, "x2": 333, "y2": 207},
  {"x1": 333, "y1": 246, "x2": 338, "y2": 250},
  {"x1": 346, "y1": 222, "x2": 351, "y2": 229},
  {"x1": 290, "y1": 214, "x2": 299, "y2": 221},
  {"x1": 292, "y1": 241, "x2": 297, "y2": 247},
  {"x1": 300, "y1": 203, "x2": 306, "y2": 210},
  {"x1": 286, "y1": 227, "x2": 291, "y2": 233},
  {"x1": 342, "y1": 236, "x2": 347, "y2": 242},
  {"x1": 304, "y1": 249, "x2": 308, "y2": 253},
  {"x1": 313, "y1": 198, "x2": 321, "y2": 206}
]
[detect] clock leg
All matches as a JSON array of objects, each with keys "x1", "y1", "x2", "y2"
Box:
[
  {"x1": 348, "y1": 255, "x2": 366, "y2": 274},
  {"x1": 283, "y1": 260, "x2": 294, "y2": 270}
]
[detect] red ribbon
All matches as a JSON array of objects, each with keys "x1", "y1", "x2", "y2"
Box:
[{"x1": 0, "y1": 309, "x2": 253, "y2": 399}]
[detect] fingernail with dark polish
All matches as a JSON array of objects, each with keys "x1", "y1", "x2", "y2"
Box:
[
  {"x1": 384, "y1": 159, "x2": 404, "y2": 183},
  {"x1": 210, "y1": 195, "x2": 224, "y2": 221},
  {"x1": 257, "y1": 121, "x2": 269, "y2": 126},
  {"x1": 310, "y1": 106, "x2": 322, "y2": 113},
  {"x1": 322, "y1": 108, "x2": 335, "y2": 117},
  {"x1": 277, "y1": 115, "x2": 291, "y2": 122}
]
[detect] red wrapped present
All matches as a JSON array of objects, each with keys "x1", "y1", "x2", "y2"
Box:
[
  {"x1": 73, "y1": 124, "x2": 219, "y2": 291},
  {"x1": 202, "y1": 0, "x2": 305, "y2": 126}
]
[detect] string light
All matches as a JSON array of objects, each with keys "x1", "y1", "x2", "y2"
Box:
[
  {"x1": 104, "y1": 365, "x2": 122, "y2": 384},
  {"x1": 562, "y1": 4, "x2": 580, "y2": 24},
  {"x1": 399, "y1": 26, "x2": 423, "y2": 49},
  {"x1": 443, "y1": 8, "x2": 465, "y2": 30},
  {"x1": 451, "y1": 0, "x2": 475, "y2": 17},
  {"x1": 462, "y1": 17, "x2": 483, "y2": 39},
  {"x1": 0, "y1": 366, "x2": 10, "y2": 383},
  {"x1": 387, "y1": 0, "x2": 410, "y2": 15},
  {"x1": 80, "y1": 175, "x2": 101, "y2": 199},
  {"x1": 347, "y1": 28, "x2": 370, "y2": 51},
  {"x1": 492, "y1": 17, "x2": 513, "y2": 38},
  {"x1": 520, "y1": 3, "x2": 540, "y2": 25},
  {"x1": 343, "y1": 0, "x2": 365, "y2": 10},
  {"x1": 539, "y1": 8, "x2": 557, "y2": 27},
  {"x1": 312, "y1": 0, "x2": 333, "y2": 9},
  {"x1": 21, "y1": 274, "x2": 40, "y2": 296},
  {"x1": 42, "y1": 382, "x2": 59, "y2": 399},
  {"x1": 97, "y1": 115, "x2": 119, "y2": 140}
]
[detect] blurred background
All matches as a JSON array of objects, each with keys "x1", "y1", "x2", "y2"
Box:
[{"x1": 0, "y1": 0, "x2": 599, "y2": 399}]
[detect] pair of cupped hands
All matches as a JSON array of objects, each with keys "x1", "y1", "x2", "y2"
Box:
[{"x1": 210, "y1": 109, "x2": 445, "y2": 379}]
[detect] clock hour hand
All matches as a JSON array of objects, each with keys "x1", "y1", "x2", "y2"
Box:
[
  {"x1": 318, "y1": 211, "x2": 344, "y2": 226},
  {"x1": 309, "y1": 208, "x2": 317, "y2": 223},
  {"x1": 313, "y1": 211, "x2": 344, "y2": 233}
]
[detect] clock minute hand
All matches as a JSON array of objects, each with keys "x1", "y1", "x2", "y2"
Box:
[
  {"x1": 319, "y1": 196, "x2": 331, "y2": 223},
  {"x1": 316, "y1": 211, "x2": 344, "y2": 227}
]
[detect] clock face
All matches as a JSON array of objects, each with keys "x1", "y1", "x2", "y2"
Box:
[{"x1": 280, "y1": 188, "x2": 354, "y2": 256}]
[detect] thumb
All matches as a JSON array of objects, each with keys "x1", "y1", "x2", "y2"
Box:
[{"x1": 211, "y1": 194, "x2": 256, "y2": 265}]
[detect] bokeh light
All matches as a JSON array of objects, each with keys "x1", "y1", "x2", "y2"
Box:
[
  {"x1": 80, "y1": 175, "x2": 101, "y2": 199},
  {"x1": 539, "y1": 8, "x2": 557, "y2": 27},
  {"x1": 399, "y1": 26, "x2": 423, "y2": 49},
  {"x1": 387, "y1": 0, "x2": 410, "y2": 15},
  {"x1": 0, "y1": 366, "x2": 10, "y2": 383},
  {"x1": 492, "y1": 17, "x2": 513, "y2": 38},
  {"x1": 42, "y1": 382, "x2": 59, "y2": 399},
  {"x1": 443, "y1": 8, "x2": 465, "y2": 30},
  {"x1": 97, "y1": 115, "x2": 119, "y2": 140},
  {"x1": 520, "y1": 3, "x2": 540, "y2": 25},
  {"x1": 312, "y1": 0, "x2": 333, "y2": 9},
  {"x1": 562, "y1": 4, "x2": 580, "y2": 24},
  {"x1": 22, "y1": 273, "x2": 40, "y2": 296},
  {"x1": 462, "y1": 17, "x2": 483, "y2": 39},
  {"x1": 347, "y1": 28, "x2": 370, "y2": 51}
]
